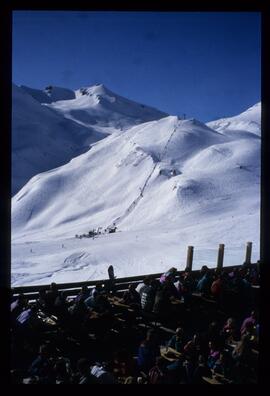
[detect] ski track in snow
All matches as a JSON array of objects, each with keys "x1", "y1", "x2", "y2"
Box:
[{"x1": 108, "y1": 120, "x2": 180, "y2": 228}]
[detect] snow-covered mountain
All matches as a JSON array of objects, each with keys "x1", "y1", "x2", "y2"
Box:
[
  {"x1": 21, "y1": 85, "x2": 76, "y2": 103},
  {"x1": 46, "y1": 83, "x2": 168, "y2": 133},
  {"x1": 12, "y1": 96, "x2": 261, "y2": 286},
  {"x1": 12, "y1": 83, "x2": 168, "y2": 195},
  {"x1": 12, "y1": 84, "x2": 105, "y2": 195},
  {"x1": 207, "y1": 102, "x2": 261, "y2": 136}
]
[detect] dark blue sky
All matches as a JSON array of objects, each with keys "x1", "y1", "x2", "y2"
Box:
[{"x1": 12, "y1": 11, "x2": 261, "y2": 122}]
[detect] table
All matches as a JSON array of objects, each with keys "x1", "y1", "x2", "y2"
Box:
[
  {"x1": 108, "y1": 297, "x2": 135, "y2": 311},
  {"x1": 170, "y1": 298, "x2": 183, "y2": 305},
  {"x1": 202, "y1": 376, "x2": 223, "y2": 385},
  {"x1": 160, "y1": 346, "x2": 182, "y2": 362}
]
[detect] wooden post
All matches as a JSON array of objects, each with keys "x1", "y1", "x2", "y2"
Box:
[
  {"x1": 244, "y1": 242, "x2": 252, "y2": 265},
  {"x1": 217, "y1": 244, "x2": 225, "y2": 270},
  {"x1": 185, "y1": 246, "x2": 194, "y2": 271}
]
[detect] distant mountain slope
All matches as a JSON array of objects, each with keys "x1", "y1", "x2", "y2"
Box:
[
  {"x1": 12, "y1": 84, "x2": 104, "y2": 195},
  {"x1": 21, "y1": 85, "x2": 76, "y2": 103},
  {"x1": 47, "y1": 83, "x2": 168, "y2": 132},
  {"x1": 207, "y1": 102, "x2": 261, "y2": 136},
  {"x1": 12, "y1": 114, "x2": 259, "y2": 235},
  {"x1": 13, "y1": 83, "x2": 168, "y2": 196}
]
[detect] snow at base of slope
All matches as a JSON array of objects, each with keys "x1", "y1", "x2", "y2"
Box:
[{"x1": 11, "y1": 210, "x2": 260, "y2": 287}]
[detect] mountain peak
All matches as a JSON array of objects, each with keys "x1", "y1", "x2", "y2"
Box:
[{"x1": 77, "y1": 83, "x2": 112, "y2": 98}]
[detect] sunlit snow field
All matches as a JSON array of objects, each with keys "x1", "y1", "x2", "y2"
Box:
[{"x1": 12, "y1": 84, "x2": 260, "y2": 286}]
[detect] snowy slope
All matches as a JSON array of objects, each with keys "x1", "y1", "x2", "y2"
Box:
[
  {"x1": 12, "y1": 104, "x2": 260, "y2": 286},
  {"x1": 12, "y1": 84, "x2": 105, "y2": 195},
  {"x1": 47, "y1": 83, "x2": 168, "y2": 133},
  {"x1": 207, "y1": 102, "x2": 261, "y2": 136},
  {"x1": 21, "y1": 85, "x2": 76, "y2": 103},
  {"x1": 13, "y1": 83, "x2": 168, "y2": 196}
]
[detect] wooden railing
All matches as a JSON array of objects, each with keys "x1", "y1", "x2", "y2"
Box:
[
  {"x1": 11, "y1": 240, "x2": 259, "y2": 300},
  {"x1": 11, "y1": 266, "x2": 259, "y2": 301}
]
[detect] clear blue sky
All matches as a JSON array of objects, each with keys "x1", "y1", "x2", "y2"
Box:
[{"x1": 12, "y1": 11, "x2": 261, "y2": 122}]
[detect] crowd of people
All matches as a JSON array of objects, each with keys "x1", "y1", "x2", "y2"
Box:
[{"x1": 10, "y1": 263, "x2": 259, "y2": 384}]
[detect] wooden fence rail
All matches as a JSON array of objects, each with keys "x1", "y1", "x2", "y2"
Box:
[
  {"x1": 11, "y1": 241, "x2": 258, "y2": 299},
  {"x1": 12, "y1": 262, "x2": 259, "y2": 301}
]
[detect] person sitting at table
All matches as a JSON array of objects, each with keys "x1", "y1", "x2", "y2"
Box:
[
  {"x1": 212, "y1": 351, "x2": 232, "y2": 379},
  {"x1": 112, "y1": 349, "x2": 137, "y2": 378},
  {"x1": 207, "y1": 321, "x2": 221, "y2": 344},
  {"x1": 36, "y1": 290, "x2": 48, "y2": 313},
  {"x1": 136, "y1": 276, "x2": 152, "y2": 297},
  {"x1": 74, "y1": 286, "x2": 90, "y2": 304},
  {"x1": 231, "y1": 334, "x2": 255, "y2": 383},
  {"x1": 164, "y1": 340, "x2": 185, "y2": 382},
  {"x1": 246, "y1": 267, "x2": 259, "y2": 285},
  {"x1": 141, "y1": 279, "x2": 159, "y2": 312},
  {"x1": 16, "y1": 303, "x2": 41, "y2": 332},
  {"x1": 240, "y1": 311, "x2": 257, "y2": 336},
  {"x1": 45, "y1": 283, "x2": 60, "y2": 314},
  {"x1": 221, "y1": 317, "x2": 239, "y2": 342},
  {"x1": 211, "y1": 274, "x2": 223, "y2": 298},
  {"x1": 53, "y1": 357, "x2": 72, "y2": 384},
  {"x1": 196, "y1": 267, "x2": 212, "y2": 296},
  {"x1": 152, "y1": 282, "x2": 172, "y2": 319},
  {"x1": 54, "y1": 291, "x2": 69, "y2": 323},
  {"x1": 241, "y1": 321, "x2": 258, "y2": 346},
  {"x1": 90, "y1": 282, "x2": 104, "y2": 298},
  {"x1": 84, "y1": 289, "x2": 103, "y2": 311},
  {"x1": 180, "y1": 271, "x2": 195, "y2": 304},
  {"x1": 207, "y1": 340, "x2": 221, "y2": 369},
  {"x1": 92, "y1": 294, "x2": 112, "y2": 315},
  {"x1": 68, "y1": 299, "x2": 91, "y2": 337},
  {"x1": 232, "y1": 334, "x2": 253, "y2": 362},
  {"x1": 148, "y1": 356, "x2": 171, "y2": 384},
  {"x1": 28, "y1": 344, "x2": 55, "y2": 384},
  {"x1": 122, "y1": 283, "x2": 141, "y2": 307},
  {"x1": 163, "y1": 276, "x2": 180, "y2": 300},
  {"x1": 231, "y1": 269, "x2": 251, "y2": 309},
  {"x1": 11, "y1": 294, "x2": 28, "y2": 326},
  {"x1": 183, "y1": 334, "x2": 202, "y2": 363},
  {"x1": 182, "y1": 355, "x2": 195, "y2": 384},
  {"x1": 160, "y1": 267, "x2": 177, "y2": 284},
  {"x1": 76, "y1": 358, "x2": 98, "y2": 384},
  {"x1": 192, "y1": 354, "x2": 212, "y2": 384},
  {"x1": 167, "y1": 327, "x2": 185, "y2": 353},
  {"x1": 199, "y1": 321, "x2": 222, "y2": 357},
  {"x1": 91, "y1": 361, "x2": 117, "y2": 384},
  {"x1": 137, "y1": 329, "x2": 160, "y2": 373},
  {"x1": 69, "y1": 298, "x2": 89, "y2": 323}
]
